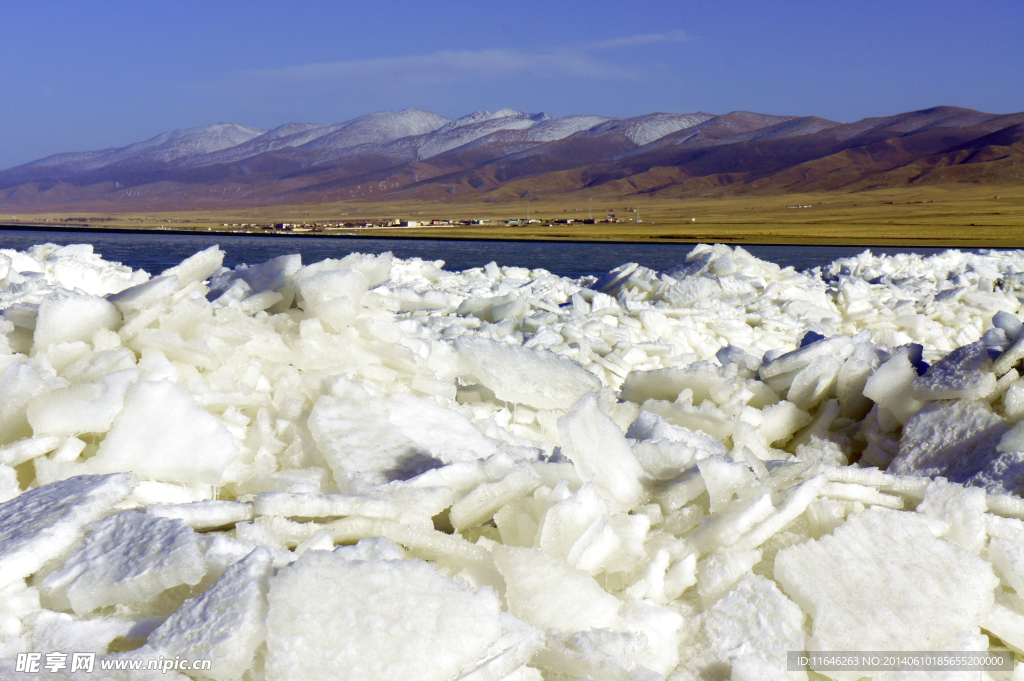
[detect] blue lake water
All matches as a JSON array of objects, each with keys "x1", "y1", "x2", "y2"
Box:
[{"x1": 0, "y1": 228, "x2": 1008, "y2": 279}]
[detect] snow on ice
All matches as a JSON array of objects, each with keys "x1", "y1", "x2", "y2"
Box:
[{"x1": 3, "y1": 241, "x2": 1024, "y2": 678}]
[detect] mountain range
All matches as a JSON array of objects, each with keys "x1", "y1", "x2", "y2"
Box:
[{"x1": 1, "y1": 105, "x2": 1022, "y2": 210}]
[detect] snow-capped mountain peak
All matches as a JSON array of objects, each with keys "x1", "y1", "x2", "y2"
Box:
[
  {"x1": 105, "y1": 123, "x2": 268, "y2": 165},
  {"x1": 300, "y1": 109, "x2": 450, "y2": 154},
  {"x1": 16, "y1": 123, "x2": 268, "y2": 175},
  {"x1": 180, "y1": 123, "x2": 334, "y2": 167},
  {"x1": 583, "y1": 112, "x2": 715, "y2": 146},
  {"x1": 436, "y1": 109, "x2": 548, "y2": 135}
]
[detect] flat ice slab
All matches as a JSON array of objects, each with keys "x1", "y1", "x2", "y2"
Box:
[
  {"x1": 0, "y1": 473, "x2": 135, "y2": 589},
  {"x1": 145, "y1": 547, "x2": 272, "y2": 680},
  {"x1": 265, "y1": 547, "x2": 505, "y2": 681},
  {"x1": 40, "y1": 511, "x2": 205, "y2": 614},
  {"x1": 89, "y1": 380, "x2": 238, "y2": 485},
  {"x1": 774, "y1": 507, "x2": 997, "y2": 668}
]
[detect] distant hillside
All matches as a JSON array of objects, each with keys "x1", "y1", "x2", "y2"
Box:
[{"x1": 1, "y1": 105, "x2": 1022, "y2": 211}]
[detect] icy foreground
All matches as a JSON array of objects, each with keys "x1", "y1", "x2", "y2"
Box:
[{"x1": 4, "y1": 243, "x2": 1024, "y2": 679}]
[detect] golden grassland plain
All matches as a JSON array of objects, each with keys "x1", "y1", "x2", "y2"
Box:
[{"x1": 4, "y1": 183, "x2": 1024, "y2": 247}]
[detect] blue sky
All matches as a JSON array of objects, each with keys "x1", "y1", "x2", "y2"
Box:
[{"x1": 2, "y1": 0, "x2": 1022, "y2": 169}]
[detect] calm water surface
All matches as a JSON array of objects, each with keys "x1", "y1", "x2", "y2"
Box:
[{"x1": 0, "y1": 228, "x2": 1009, "y2": 279}]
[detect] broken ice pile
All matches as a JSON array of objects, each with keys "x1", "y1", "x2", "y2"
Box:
[{"x1": 5, "y1": 242, "x2": 1024, "y2": 678}]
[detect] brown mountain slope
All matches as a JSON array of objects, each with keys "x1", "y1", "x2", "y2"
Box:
[
  {"x1": 1, "y1": 107, "x2": 1022, "y2": 211},
  {"x1": 384, "y1": 110, "x2": 1024, "y2": 201}
]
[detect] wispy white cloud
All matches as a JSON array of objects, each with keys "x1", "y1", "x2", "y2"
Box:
[
  {"x1": 586, "y1": 29, "x2": 689, "y2": 50},
  {"x1": 242, "y1": 47, "x2": 639, "y2": 92},
  {"x1": 223, "y1": 31, "x2": 688, "y2": 103}
]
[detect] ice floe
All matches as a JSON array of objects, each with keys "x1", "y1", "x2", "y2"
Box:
[{"x1": 2, "y1": 241, "x2": 1024, "y2": 678}]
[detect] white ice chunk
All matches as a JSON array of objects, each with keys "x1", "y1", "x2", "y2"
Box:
[
  {"x1": 732, "y1": 474, "x2": 827, "y2": 551},
  {"x1": 457, "y1": 611, "x2": 543, "y2": 681},
  {"x1": 0, "y1": 473, "x2": 135, "y2": 589},
  {"x1": 808, "y1": 462, "x2": 932, "y2": 501},
  {"x1": 787, "y1": 354, "x2": 843, "y2": 411},
  {"x1": 0, "y1": 464, "x2": 18, "y2": 503},
  {"x1": 457, "y1": 336, "x2": 601, "y2": 410},
  {"x1": 494, "y1": 545, "x2": 620, "y2": 633},
  {"x1": 26, "y1": 369, "x2": 137, "y2": 436},
  {"x1": 144, "y1": 547, "x2": 272, "y2": 681},
  {"x1": 696, "y1": 456, "x2": 756, "y2": 513},
  {"x1": 987, "y1": 491, "x2": 1024, "y2": 522},
  {"x1": 217, "y1": 253, "x2": 301, "y2": 310},
  {"x1": 615, "y1": 600, "x2": 684, "y2": 675},
  {"x1": 534, "y1": 628, "x2": 654, "y2": 680},
  {"x1": 107, "y1": 274, "x2": 179, "y2": 315},
  {"x1": 266, "y1": 550, "x2": 503, "y2": 681},
  {"x1": 627, "y1": 410, "x2": 726, "y2": 480},
  {"x1": 627, "y1": 410, "x2": 710, "y2": 450},
  {"x1": 702, "y1": 574, "x2": 806, "y2": 676},
  {"x1": 127, "y1": 480, "x2": 215, "y2": 507},
  {"x1": 820, "y1": 481, "x2": 904, "y2": 509},
  {"x1": 308, "y1": 393, "x2": 434, "y2": 491},
  {"x1": 987, "y1": 514, "x2": 1024, "y2": 545},
  {"x1": 759, "y1": 335, "x2": 854, "y2": 390},
  {"x1": 995, "y1": 333, "x2": 1024, "y2": 377},
  {"x1": 374, "y1": 484, "x2": 461, "y2": 518},
  {"x1": 160, "y1": 245, "x2": 225, "y2": 289},
  {"x1": 450, "y1": 465, "x2": 541, "y2": 531},
  {"x1": 889, "y1": 400, "x2": 1011, "y2": 491},
  {"x1": 0, "y1": 360, "x2": 68, "y2": 443},
  {"x1": 622, "y1": 548, "x2": 672, "y2": 602},
  {"x1": 994, "y1": 311, "x2": 1023, "y2": 341},
  {"x1": 775, "y1": 507, "x2": 998, "y2": 667},
  {"x1": 661, "y1": 468, "x2": 707, "y2": 512},
  {"x1": 990, "y1": 539, "x2": 1024, "y2": 595},
  {"x1": 536, "y1": 483, "x2": 614, "y2": 572},
  {"x1": 332, "y1": 536, "x2": 406, "y2": 562},
  {"x1": 24, "y1": 609, "x2": 137, "y2": 659},
  {"x1": 696, "y1": 548, "x2": 763, "y2": 605},
  {"x1": 863, "y1": 347, "x2": 928, "y2": 423},
  {"x1": 0, "y1": 435, "x2": 60, "y2": 467},
  {"x1": 40, "y1": 511, "x2": 204, "y2": 614},
  {"x1": 804, "y1": 497, "x2": 848, "y2": 538},
  {"x1": 917, "y1": 478, "x2": 987, "y2": 553},
  {"x1": 983, "y1": 596, "x2": 1024, "y2": 654},
  {"x1": 686, "y1": 492, "x2": 774, "y2": 554},
  {"x1": 912, "y1": 341, "x2": 996, "y2": 401},
  {"x1": 295, "y1": 529, "x2": 335, "y2": 554},
  {"x1": 557, "y1": 393, "x2": 647, "y2": 511},
  {"x1": 338, "y1": 251, "x2": 393, "y2": 288},
  {"x1": 999, "y1": 420, "x2": 1024, "y2": 453},
  {"x1": 836, "y1": 346, "x2": 880, "y2": 419},
  {"x1": 619, "y1": 363, "x2": 733, "y2": 405},
  {"x1": 294, "y1": 263, "x2": 368, "y2": 330},
  {"x1": 716, "y1": 344, "x2": 761, "y2": 373},
  {"x1": 387, "y1": 392, "x2": 499, "y2": 463},
  {"x1": 89, "y1": 380, "x2": 239, "y2": 485},
  {"x1": 253, "y1": 492, "x2": 401, "y2": 520},
  {"x1": 146, "y1": 500, "x2": 254, "y2": 530},
  {"x1": 631, "y1": 438, "x2": 703, "y2": 482},
  {"x1": 758, "y1": 401, "x2": 812, "y2": 445},
  {"x1": 664, "y1": 554, "x2": 698, "y2": 600},
  {"x1": 32, "y1": 293, "x2": 121, "y2": 351}
]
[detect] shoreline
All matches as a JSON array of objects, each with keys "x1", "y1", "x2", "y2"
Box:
[
  {"x1": 2, "y1": 183, "x2": 1021, "y2": 248},
  {"x1": 1, "y1": 221, "x2": 1022, "y2": 248}
]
